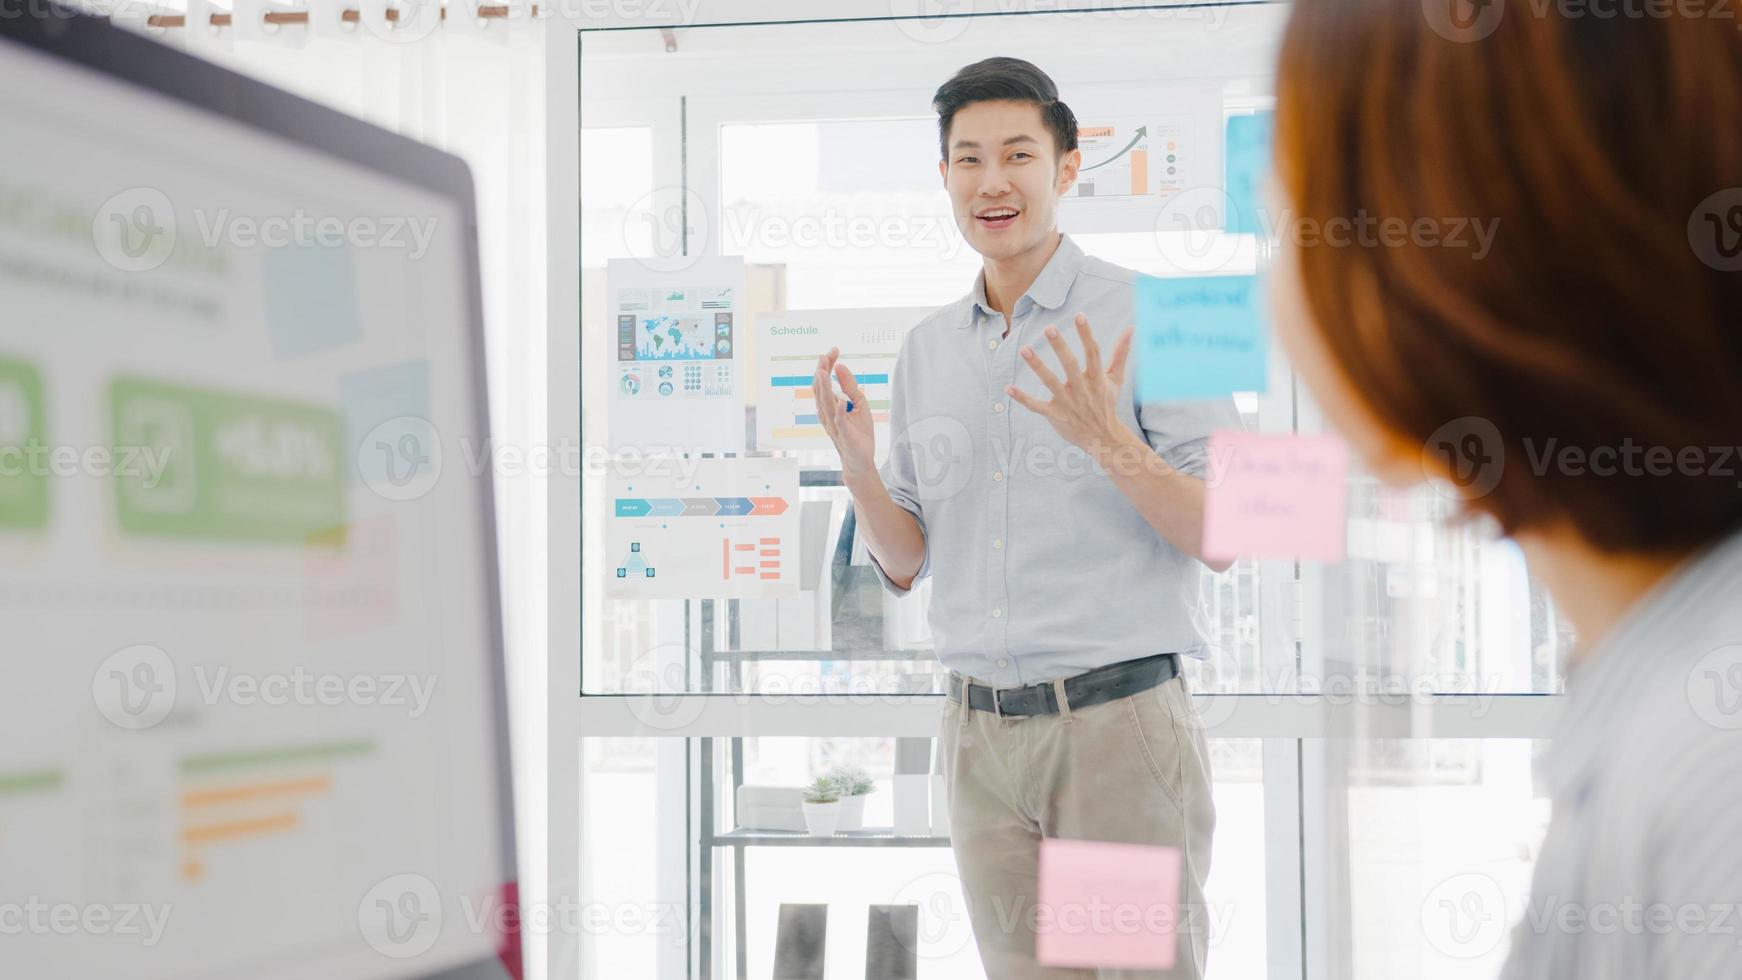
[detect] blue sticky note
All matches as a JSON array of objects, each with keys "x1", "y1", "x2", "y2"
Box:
[
  {"x1": 1224, "y1": 112, "x2": 1274, "y2": 236},
  {"x1": 1136, "y1": 274, "x2": 1268, "y2": 401},
  {"x1": 339, "y1": 360, "x2": 431, "y2": 486},
  {"x1": 263, "y1": 242, "x2": 363, "y2": 359}
]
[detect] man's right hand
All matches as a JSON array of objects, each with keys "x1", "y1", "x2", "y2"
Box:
[{"x1": 813, "y1": 347, "x2": 877, "y2": 482}]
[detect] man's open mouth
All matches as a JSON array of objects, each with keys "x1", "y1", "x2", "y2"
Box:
[{"x1": 976, "y1": 207, "x2": 1020, "y2": 229}]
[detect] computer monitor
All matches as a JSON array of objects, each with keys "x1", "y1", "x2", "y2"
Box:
[{"x1": 0, "y1": 9, "x2": 516, "y2": 980}]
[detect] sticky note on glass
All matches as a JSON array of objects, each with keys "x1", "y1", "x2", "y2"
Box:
[
  {"x1": 1203, "y1": 431, "x2": 1349, "y2": 562},
  {"x1": 1224, "y1": 111, "x2": 1274, "y2": 236},
  {"x1": 1136, "y1": 273, "x2": 1267, "y2": 402},
  {"x1": 1036, "y1": 838, "x2": 1181, "y2": 971}
]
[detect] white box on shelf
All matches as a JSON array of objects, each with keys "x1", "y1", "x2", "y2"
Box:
[
  {"x1": 893, "y1": 774, "x2": 930, "y2": 836},
  {"x1": 736, "y1": 785, "x2": 806, "y2": 833}
]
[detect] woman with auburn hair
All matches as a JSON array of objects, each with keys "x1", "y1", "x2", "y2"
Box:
[{"x1": 1270, "y1": 3, "x2": 1742, "y2": 979}]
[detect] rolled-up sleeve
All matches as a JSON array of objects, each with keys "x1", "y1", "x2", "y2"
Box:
[
  {"x1": 867, "y1": 338, "x2": 930, "y2": 597},
  {"x1": 1136, "y1": 394, "x2": 1245, "y2": 480}
]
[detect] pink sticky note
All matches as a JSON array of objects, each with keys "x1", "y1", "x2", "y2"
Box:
[
  {"x1": 303, "y1": 514, "x2": 399, "y2": 639},
  {"x1": 1036, "y1": 838, "x2": 1182, "y2": 971},
  {"x1": 1202, "y1": 431, "x2": 1349, "y2": 562}
]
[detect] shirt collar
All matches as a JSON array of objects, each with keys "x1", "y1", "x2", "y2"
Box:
[
  {"x1": 1540, "y1": 524, "x2": 1742, "y2": 797},
  {"x1": 966, "y1": 234, "x2": 1086, "y2": 325}
]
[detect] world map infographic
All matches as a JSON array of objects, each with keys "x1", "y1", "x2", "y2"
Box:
[{"x1": 636, "y1": 314, "x2": 729, "y2": 360}]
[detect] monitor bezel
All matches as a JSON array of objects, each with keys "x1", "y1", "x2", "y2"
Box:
[{"x1": 0, "y1": 7, "x2": 519, "y2": 980}]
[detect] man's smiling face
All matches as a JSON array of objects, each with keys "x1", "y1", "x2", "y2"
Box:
[{"x1": 939, "y1": 99, "x2": 1079, "y2": 263}]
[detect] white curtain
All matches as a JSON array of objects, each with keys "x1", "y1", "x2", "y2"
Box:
[{"x1": 111, "y1": 12, "x2": 552, "y2": 975}]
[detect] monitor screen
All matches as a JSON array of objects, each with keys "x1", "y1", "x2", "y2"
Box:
[{"x1": 0, "y1": 12, "x2": 515, "y2": 980}]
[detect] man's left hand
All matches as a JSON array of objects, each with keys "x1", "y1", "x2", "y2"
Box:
[{"x1": 1007, "y1": 313, "x2": 1138, "y2": 463}]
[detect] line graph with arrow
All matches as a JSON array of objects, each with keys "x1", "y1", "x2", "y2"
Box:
[{"x1": 1076, "y1": 122, "x2": 1150, "y2": 197}]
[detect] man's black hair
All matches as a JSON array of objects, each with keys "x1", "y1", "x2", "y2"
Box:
[{"x1": 932, "y1": 57, "x2": 1079, "y2": 163}]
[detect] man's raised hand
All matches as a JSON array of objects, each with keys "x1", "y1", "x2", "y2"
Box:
[
  {"x1": 1006, "y1": 313, "x2": 1136, "y2": 457},
  {"x1": 812, "y1": 347, "x2": 877, "y2": 481}
]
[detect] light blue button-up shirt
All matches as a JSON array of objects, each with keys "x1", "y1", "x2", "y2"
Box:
[{"x1": 868, "y1": 235, "x2": 1243, "y2": 686}]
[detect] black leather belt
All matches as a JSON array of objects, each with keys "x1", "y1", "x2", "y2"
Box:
[{"x1": 947, "y1": 653, "x2": 1180, "y2": 717}]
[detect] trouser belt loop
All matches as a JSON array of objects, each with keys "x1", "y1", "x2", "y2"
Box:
[
  {"x1": 1052, "y1": 678, "x2": 1073, "y2": 723},
  {"x1": 958, "y1": 674, "x2": 972, "y2": 728}
]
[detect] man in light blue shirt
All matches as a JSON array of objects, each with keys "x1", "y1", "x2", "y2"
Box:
[{"x1": 812, "y1": 58, "x2": 1241, "y2": 978}]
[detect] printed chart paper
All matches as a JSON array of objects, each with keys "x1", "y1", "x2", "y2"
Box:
[
  {"x1": 607, "y1": 257, "x2": 747, "y2": 454},
  {"x1": 755, "y1": 307, "x2": 928, "y2": 461},
  {"x1": 1059, "y1": 83, "x2": 1221, "y2": 235},
  {"x1": 607, "y1": 456, "x2": 800, "y2": 598}
]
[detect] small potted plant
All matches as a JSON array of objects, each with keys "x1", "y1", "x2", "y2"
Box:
[
  {"x1": 801, "y1": 776, "x2": 841, "y2": 837},
  {"x1": 827, "y1": 766, "x2": 875, "y2": 832}
]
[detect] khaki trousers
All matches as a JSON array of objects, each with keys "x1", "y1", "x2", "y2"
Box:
[{"x1": 938, "y1": 671, "x2": 1216, "y2": 979}]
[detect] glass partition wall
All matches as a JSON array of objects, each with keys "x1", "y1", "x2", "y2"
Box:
[{"x1": 568, "y1": 5, "x2": 1566, "y2": 979}]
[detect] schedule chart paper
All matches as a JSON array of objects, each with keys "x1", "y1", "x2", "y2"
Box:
[{"x1": 754, "y1": 307, "x2": 928, "y2": 462}]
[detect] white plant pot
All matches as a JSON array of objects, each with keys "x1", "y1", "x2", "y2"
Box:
[
  {"x1": 837, "y1": 792, "x2": 868, "y2": 832},
  {"x1": 802, "y1": 800, "x2": 841, "y2": 837}
]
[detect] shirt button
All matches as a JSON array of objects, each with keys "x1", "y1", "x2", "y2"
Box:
[
  {"x1": 993, "y1": 402, "x2": 1005, "y2": 413},
  {"x1": 993, "y1": 538, "x2": 1004, "y2": 550},
  {"x1": 987, "y1": 338, "x2": 998, "y2": 350},
  {"x1": 993, "y1": 471, "x2": 1004, "y2": 482},
  {"x1": 991, "y1": 607, "x2": 1003, "y2": 619},
  {"x1": 997, "y1": 659, "x2": 1010, "y2": 668}
]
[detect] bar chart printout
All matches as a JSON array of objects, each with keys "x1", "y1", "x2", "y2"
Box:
[{"x1": 755, "y1": 308, "x2": 929, "y2": 462}]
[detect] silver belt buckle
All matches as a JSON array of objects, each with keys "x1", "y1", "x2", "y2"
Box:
[{"x1": 991, "y1": 682, "x2": 1008, "y2": 719}]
